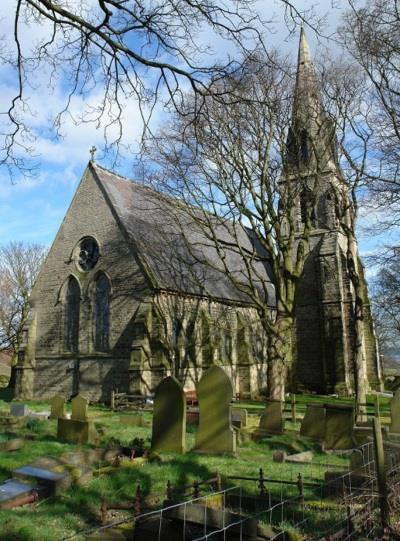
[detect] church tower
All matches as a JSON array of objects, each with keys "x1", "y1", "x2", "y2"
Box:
[{"x1": 286, "y1": 28, "x2": 382, "y2": 394}]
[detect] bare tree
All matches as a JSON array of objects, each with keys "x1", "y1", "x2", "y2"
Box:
[
  {"x1": 0, "y1": 1, "x2": 323, "y2": 178},
  {"x1": 141, "y1": 51, "x2": 322, "y2": 399},
  {"x1": 371, "y1": 249, "x2": 400, "y2": 353},
  {"x1": 339, "y1": 0, "x2": 400, "y2": 244},
  {"x1": 0, "y1": 241, "x2": 47, "y2": 386}
]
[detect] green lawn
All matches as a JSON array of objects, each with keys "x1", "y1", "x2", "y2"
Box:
[{"x1": 0, "y1": 395, "x2": 367, "y2": 541}]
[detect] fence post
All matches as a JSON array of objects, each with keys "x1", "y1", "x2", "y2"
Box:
[
  {"x1": 110, "y1": 389, "x2": 115, "y2": 410},
  {"x1": 134, "y1": 485, "x2": 142, "y2": 515},
  {"x1": 373, "y1": 415, "x2": 390, "y2": 530},
  {"x1": 297, "y1": 473, "x2": 304, "y2": 502},
  {"x1": 291, "y1": 394, "x2": 296, "y2": 423},
  {"x1": 374, "y1": 394, "x2": 381, "y2": 421},
  {"x1": 258, "y1": 468, "x2": 266, "y2": 497}
]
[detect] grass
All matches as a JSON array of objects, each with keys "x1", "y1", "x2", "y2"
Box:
[{"x1": 0, "y1": 395, "x2": 360, "y2": 541}]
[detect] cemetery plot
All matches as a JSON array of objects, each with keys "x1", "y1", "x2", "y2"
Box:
[{"x1": 0, "y1": 392, "x2": 396, "y2": 541}]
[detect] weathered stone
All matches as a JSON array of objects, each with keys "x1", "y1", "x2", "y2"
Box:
[
  {"x1": 0, "y1": 438, "x2": 24, "y2": 452},
  {"x1": 324, "y1": 403, "x2": 355, "y2": 450},
  {"x1": 10, "y1": 404, "x2": 28, "y2": 417},
  {"x1": 13, "y1": 465, "x2": 69, "y2": 496},
  {"x1": 255, "y1": 401, "x2": 284, "y2": 437},
  {"x1": 232, "y1": 408, "x2": 248, "y2": 428},
  {"x1": 0, "y1": 479, "x2": 35, "y2": 508},
  {"x1": 57, "y1": 418, "x2": 97, "y2": 445},
  {"x1": 300, "y1": 404, "x2": 325, "y2": 440},
  {"x1": 195, "y1": 366, "x2": 236, "y2": 454},
  {"x1": 390, "y1": 388, "x2": 400, "y2": 434},
  {"x1": 273, "y1": 450, "x2": 287, "y2": 463},
  {"x1": 50, "y1": 395, "x2": 66, "y2": 419},
  {"x1": 71, "y1": 394, "x2": 88, "y2": 421},
  {"x1": 285, "y1": 450, "x2": 314, "y2": 464},
  {"x1": 151, "y1": 376, "x2": 186, "y2": 453}
]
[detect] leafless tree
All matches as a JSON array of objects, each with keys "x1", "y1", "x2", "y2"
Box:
[
  {"x1": 140, "y1": 53, "x2": 320, "y2": 399},
  {"x1": 0, "y1": 241, "x2": 47, "y2": 385},
  {"x1": 1, "y1": 1, "x2": 322, "y2": 179},
  {"x1": 371, "y1": 249, "x2": 400, "y2": 355},
  {"x1": 339, "y1": 0, "x2": 400, "y2": 245}
]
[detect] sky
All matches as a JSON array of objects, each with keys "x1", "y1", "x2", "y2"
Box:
[{"x1": 0, "y1": 0, "x2": 393, "y2": 269}]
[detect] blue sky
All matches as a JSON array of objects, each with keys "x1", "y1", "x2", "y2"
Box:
[{"x1": 0, "y1": 0, "x2": 391, "y2": 267}]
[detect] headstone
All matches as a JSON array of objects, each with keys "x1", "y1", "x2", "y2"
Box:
[
  {"x1": 50, "y1": 395, "x2": 66, "y2": 420},
  {"x1": 273, "y1": 450, "x2": 287, "y2": 462},
  {"x1": 71, "y1": 394, "x2": 88, "y2": 421},
  {"x1": 57, "y1": 418, "x2": 97, "y2": 445},
  {"x1": 194, "y1": 366, "x2": 236, "y2": 454},
  {"x1": 232, "y1": 408, "x2": 248, "y2": 429},
  {"x1": 300, "y1": 404, "x2": 326, "y2": 441},
  {"x1": 390, "y1": 388, "x2": 400, "y2": 433},
  {"x1": 0, "y1": 438, "x2": 24, "y2": 452},
  {"x1": 254, "y1": 401, "x2": 284, "y2": 438},
  {"x1": 324, "y1": 403, "x2": 355, "y2": 450},
  {"x1": 151, "y1": 376, "x2": 186, "y2": 453},
  {"x1": 10, "y1": 404, "x2": 28, "y2": 417}
]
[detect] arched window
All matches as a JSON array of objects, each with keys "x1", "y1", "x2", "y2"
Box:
[
  {"x1": 65, "y1": 276, "x2": 80, "y2": 352},
  {"x1": 95, "y1": 273, "x2": 110, "y2": 351}
]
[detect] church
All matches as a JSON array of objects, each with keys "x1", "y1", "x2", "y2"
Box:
[{"x1": 14, "y1": 30, "x2": 382, "y2": 402}]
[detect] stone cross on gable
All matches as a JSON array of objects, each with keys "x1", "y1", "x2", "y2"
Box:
[{"x1": 89, "y1": 146, "x2": 97, "y2": 162}]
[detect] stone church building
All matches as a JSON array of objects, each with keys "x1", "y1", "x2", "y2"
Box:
[{"x1": 15, "y1": 30, "x2": 382, "y2": 402}]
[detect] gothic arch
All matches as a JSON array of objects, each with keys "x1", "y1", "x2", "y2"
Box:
[
  {"x1": 92, "y1": 271, "x2": 111, "y2": 351},
  {"x1": 60, "y1": 275, "x2": 81, "y2": 353}
]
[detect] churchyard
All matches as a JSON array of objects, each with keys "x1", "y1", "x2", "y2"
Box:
[{"x1": 0, "y1": 374, "x2": 399, "y2": 541}]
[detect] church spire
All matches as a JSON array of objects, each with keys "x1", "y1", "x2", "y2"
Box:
[
  {"x1": 286, "y1": 27, "x2": 337, "y2": 171},
  {"x1": 292, "y1": 25, "x2": 322, "y2": 132}
]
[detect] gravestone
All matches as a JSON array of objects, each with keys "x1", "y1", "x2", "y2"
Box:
[
  {"x1": 50, "y1": 395, "x2": 66, "y2": 420},
  {"x1": 10, "y1": 404, "x2": 28, "y2": 417},
  {"x1": 71, "y1": 395, "x2": 88, "y2": 421},
  {"x1": 57, "y1": 418, "x2": 97, "y2": 445},
  {"x1": 254, "y1": 401, "x2": 284, "y2": 438},
  {"x1": 151, "y1": 376, "x2": 186, "y2": 453},
  {"x1": 232, "y1": 408, "x2": 248, "y2": 429},
  {"x1": 390, "y1": 389, "x2": 400, "y2": 433},
  {"x1": 300, "y1": 404, "x2": 326, "y2": 441},
  {"x1": 324, "y1": 403, "x2": 355, "y2": 450},
  {"x1": 194, "y1": 366, "x2": 236, "y2": 454}
]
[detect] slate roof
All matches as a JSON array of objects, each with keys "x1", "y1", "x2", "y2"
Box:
[{"x1": 91, "y1": 163, "x2": 276, "y2": 306}]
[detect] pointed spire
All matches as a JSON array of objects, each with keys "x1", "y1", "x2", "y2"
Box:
[{"x1": 293, "y1": 26, "x2": 321, "y2": 129}]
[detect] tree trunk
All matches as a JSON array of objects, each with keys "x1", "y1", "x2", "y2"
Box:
[
  {"x1": 267, "y1": 315, "x2": 294, "y2": 400},
  {"x1": 347, "y1": 235, "x2": 368, "y2": 422}
]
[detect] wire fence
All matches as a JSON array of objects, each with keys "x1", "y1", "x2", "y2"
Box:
[{"x1": 61, "y1": 439, "x2": 400, "y2": 541}]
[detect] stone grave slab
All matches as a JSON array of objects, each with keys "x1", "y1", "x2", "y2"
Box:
[
  {"x1": 324, "y1": 403, "x2": 355, "y2": 450},
  {"x1": 300, "y1": 404, "x2": 326, "y2": 441},
  {"x1": 151, "y1": 376, "x2": 186, "y2": 453},
  {"x1": 254, "y1": 401, "x2": 284, "y2": 438},
  {"x1": 0, "y1": 479, "x2": 35, "y2": 508},
  {"x1": 13, "y1": 465, "x2": 69, "y2": 496},
  {"x1": 50, "y1": 395, "x2": 66, "y2": 420},
  {"x1": 194, "y1": 366, "x2": 236, "y2": 454},
  {"x1": 57, "y1": 418, "x2": 97, "y2": 445},
  {"x1": 285, "y1": 450, "x2": 314, "y2": 464},
  {"x1": 10, "y1": 403, "x2": 28, "y2": 417},
  {"x1": 71, "y1": 394, "x2": 88, "y2": 421},
  {"x1": 390, "y1": 388, "x2": 400, "y2": 433}
]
